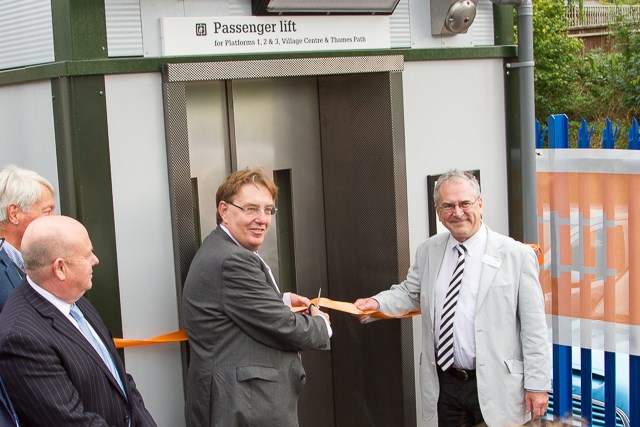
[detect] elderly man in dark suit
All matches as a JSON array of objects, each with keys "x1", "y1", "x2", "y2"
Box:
[
  {"x1": 0, "y1": 164, "x2": 56, "y2": 312},
  {"x1": 0, "y1": 215, "x2": 156, "y2": 427},
  {"x1": 183, "y1": 168, "x2": 331, "y2": 427}
]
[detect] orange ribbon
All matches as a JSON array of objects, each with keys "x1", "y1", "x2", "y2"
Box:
[
  {"x1": 293, "y1": 297, "x2": 420, "y2": 319},
  {"x1": 114, "y1": 330, "x2": 188, "y2": 349},
  {"x1": 115, "y1": 243, "x2": 541, "y2": 348},
  {"x1": 527, "y1": 243, "x2": 543, "y2": 266},
  {"x1": 113, "y1": 299, "x2": 417, "y2": 348}
]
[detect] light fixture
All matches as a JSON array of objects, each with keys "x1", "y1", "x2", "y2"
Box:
[
  {"x1": 252, "y1": 0, "x2": 401, "y2": 15},
  {"x1": 431, "y1": 0, "x2": 478, "y2": 35}
]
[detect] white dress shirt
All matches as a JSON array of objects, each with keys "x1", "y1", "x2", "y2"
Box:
[{"x1": 434, "y1": 223, "x2": 488, "y2": 370}]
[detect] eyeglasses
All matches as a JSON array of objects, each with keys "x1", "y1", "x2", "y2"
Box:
[
  {"x1": 228, "y1": 202, "x2": 278, "y2": 216},
  {"x1": 437, "y1": 198, "x2": 478, "y2": 213}
]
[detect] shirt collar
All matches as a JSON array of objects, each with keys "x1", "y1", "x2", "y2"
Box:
[
  {"x1": 447, "y1": 222, "x2": 487, "y2": 257},
  {"x1": 219, "y1": 224, "x2": 262, "y2": 256},
  {"x1": 27, "y1": 275, "x2": 73, "y2": 316},
  {"x1": 1, "y1": 239, "x2": 24, "y2": 270}
]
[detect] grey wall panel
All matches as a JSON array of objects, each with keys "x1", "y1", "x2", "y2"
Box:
[
  {"x1": 390, "y1": 0, "x2": 410, "y2": 48},
  {"x1": 0, "y1": 81, "x2": 59, "y2": 204},
  {"x1": 105, "y1": 0, "x2": 144, "y2": 57},
  {"x1": 473, "y1": 0, "x2": 496, "y2": 46},
  {"x1": 104, "y1": 73, "x2": 185, "y2": 427},
  {"x1": 0, "y1": 0, "x2": 54, "y2": 69}
]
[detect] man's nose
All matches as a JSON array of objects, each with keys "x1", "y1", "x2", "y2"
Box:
[{"x1": 452, "y1": 205, "x2": 465, "y2": 216}]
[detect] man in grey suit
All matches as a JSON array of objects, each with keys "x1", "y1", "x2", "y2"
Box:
[
  {"x1": 0, "y1": 215, "x2": 156, "y2": 426},
  {"x1": 355, "y1": 169, "x2": 550, "y2": 427},
  {"x1": 0, "y1": 164, "x2": 56, "y2": 311},
  {"x1": 183, "y1": 168, "x2": 331, "y2": 427}
]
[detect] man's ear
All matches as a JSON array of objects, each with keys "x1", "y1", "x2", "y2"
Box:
[
  {"x1": 52, "y1": 258, "x2": 66, "y2": 281},
  {"x1": 218, "y1": 201, "x2": 229, "y2": 225},
  {"x1": 7, "y1": 204, "x2": 21, "y2": 225}
]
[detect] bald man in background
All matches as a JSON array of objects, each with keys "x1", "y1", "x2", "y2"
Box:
[{"x1": 0, "y1": 215, "x2": 156, "y2": 426}]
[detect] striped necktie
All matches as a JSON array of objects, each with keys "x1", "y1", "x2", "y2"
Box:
[{"x1": 437, "y1": 244, "x2": 466, "y2": 371}]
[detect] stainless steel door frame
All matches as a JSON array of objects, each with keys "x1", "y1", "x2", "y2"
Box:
[{"x1": 162, "y1": 55, "x2": 415, "y2": 427}]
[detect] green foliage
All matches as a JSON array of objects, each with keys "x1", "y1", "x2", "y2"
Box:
[
  {"x1": 533, "y1": 0, "x2": 640, "y2": 147},
  {"x1": 532, "y1": 0, "x2": 583, "y2": 119},
  {"x1": 611, "y1": 18, "x2": 640, "y2": 115}
]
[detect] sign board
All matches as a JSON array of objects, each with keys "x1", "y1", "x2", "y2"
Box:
[{"x1": 161, "y1": 16, "x2": 391, "y2": 56}]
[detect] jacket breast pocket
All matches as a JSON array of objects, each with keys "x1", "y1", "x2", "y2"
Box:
[{"x1": 236, "y1": 365, "x2": 279, "y2": 382}]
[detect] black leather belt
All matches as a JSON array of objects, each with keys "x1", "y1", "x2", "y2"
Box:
[{"x1": 443, "y1": 367, "x2": 476, "y2": 382}]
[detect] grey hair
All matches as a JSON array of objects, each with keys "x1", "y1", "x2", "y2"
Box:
[
  {"x1": 433, "y1": 169, "x2": 481, "y2": 207},
  {"x1": 0, "y1": 165, "x2": 55, "y2": 224},
  {"x1": 22, "y1": 233, "x2": 62, "y2": 271}
]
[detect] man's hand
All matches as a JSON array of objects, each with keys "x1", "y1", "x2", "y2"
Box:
[
  {"x1": 309, "y1": 305, "x2": 330, "y2": 324},
  {"x1": 290, "y1": 292, "x2": 311, "y2": 308},
  {"x1": 525, "y1": 390, "x2": 549, "y2": 421},
  {"x1": 353, "y1": 298, "x2": 380, "y2": 324}
]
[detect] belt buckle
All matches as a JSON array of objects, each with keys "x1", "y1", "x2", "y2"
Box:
[{"x1": 456, "y1": 368, "x2": 468, "y2": 381}]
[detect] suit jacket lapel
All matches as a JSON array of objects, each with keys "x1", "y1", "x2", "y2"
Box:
[
  {"x1": 0, "y1": 250, "x2": 22, "y2": 289},
  {"x1": 215, "y1": 227, "x2": 281, "y2": 297},
  {"x1": 476, "y1": 228, "x2": 503, "y2": 311},
  {"x1": 76, "y1": 298, "x2": 129, "y2": 399},
  {"x1": 428, "y1": 234, "x2": 449, "y2": 323},
  {"x1": 258, "y1": 258, "x2": 281, "y2": 297},
  {"x1": 23, "y1": 285, "x2": 127, "y2": 398}
]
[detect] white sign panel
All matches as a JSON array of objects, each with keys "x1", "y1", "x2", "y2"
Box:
[{"x1": 161, "y1": 16, "x2": 390, "y2": 56}]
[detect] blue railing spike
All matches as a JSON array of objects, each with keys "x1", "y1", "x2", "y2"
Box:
[
  {"x1": 602, "y1": 118, "x2": 618, "y2": 149},
  {"x1": 629, "y1": 117, "x2": 639, "y2": 150},
  {"x1": 578, "y1": 118, "x2": 594, "y2": 148},
  {"x1": 548, "y1": 114, "x2": 569, "y2": 148},
  {"x1": 536, "y1": 119, "x2": 548, "y2": 148}
]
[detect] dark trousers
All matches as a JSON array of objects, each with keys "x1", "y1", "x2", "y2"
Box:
[{"x1": 437, "y1": 367, "x2": 484, "y2": 427}]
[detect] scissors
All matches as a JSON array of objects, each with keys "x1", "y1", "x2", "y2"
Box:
[{"x1": 316, "y1": 288, "x2": 322, "y2": 309}]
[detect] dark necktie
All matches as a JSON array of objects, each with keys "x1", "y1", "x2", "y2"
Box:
[
  {"x1": 69, "y1": 304, "x2": 126, "y2": 393},
  {"x1": 437, "y1": 244, "x2": 466, "y2": 371}
]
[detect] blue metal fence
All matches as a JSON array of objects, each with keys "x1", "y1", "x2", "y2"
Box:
[{"x1": 536, "y1": 114, "x2": 640, "y2": 427}]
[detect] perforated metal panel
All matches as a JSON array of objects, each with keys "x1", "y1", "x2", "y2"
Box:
[
  {"x1": 163, "y1": 55, "x2": 404, "y2": 82},
  {"x1": 319, "y1": 71, "x2": 415, "y2": 426}
]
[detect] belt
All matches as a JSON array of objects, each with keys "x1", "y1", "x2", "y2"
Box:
[{"x1": 442, "y1": 367, "x2": 476, "y2": 382}]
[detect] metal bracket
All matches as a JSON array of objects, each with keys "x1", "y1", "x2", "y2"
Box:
[{"x1": 506, "y1": 61, "x2": 535, "y2": 69}]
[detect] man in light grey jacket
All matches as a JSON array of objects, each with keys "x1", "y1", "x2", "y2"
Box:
[{"x1": 356, "y1": 169, "x2": 550, "y2": 427}]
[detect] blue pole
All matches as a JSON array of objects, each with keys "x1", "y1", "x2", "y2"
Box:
[
  {"x1": 631, "y1": 355, "x2": 639, "y2": 427},
  {"x1": 580, "y1": 348, "x2": 593, "y2": 425},
  {"x1": 629, "y1": 117, "x2": 639, "y2": 150},
  {"x1": 605, "y1": 351, "x2": 617, "y2": 426},
  {"x1": 553, "y1": 344, "x2": 572, "y2": 421}
]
